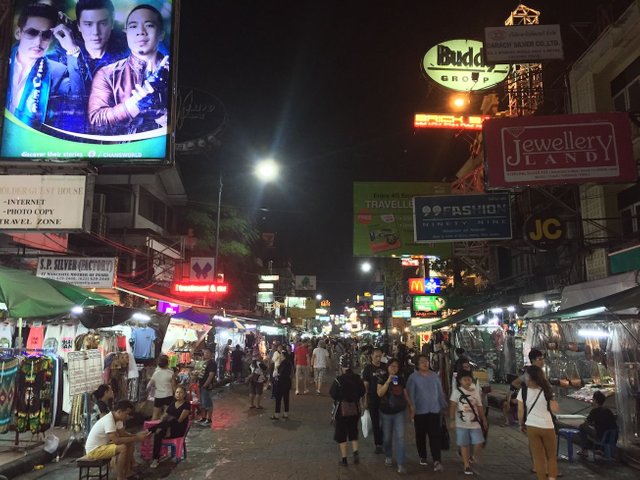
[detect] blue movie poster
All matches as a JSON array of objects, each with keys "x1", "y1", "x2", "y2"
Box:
[
  {"x1": 413, "y1": 193, "x2": 512, "y2": 242},
  {"x1": 1, "y1": 0, "x2": 175, "y2": 162}
]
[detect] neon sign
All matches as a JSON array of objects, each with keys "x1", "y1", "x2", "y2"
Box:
[
  {"x1": 171, "y1": 282, "x2": 229, "y2": 295},
  {"x1": 414, "y1": 114, "x2": 491, "y2": 130}
]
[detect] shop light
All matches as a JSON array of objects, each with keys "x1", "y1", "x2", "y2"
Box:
[
  {"x1": 578, "y1": 328, "x2": 610, "y2": 338},
  {"x1": 132, "y1": 312, "x2": 151, "y2": 321},
  {"x1": 71, "y1": 305, "x2": 84, "y2": 315},
  {"x1": 533, "y1": 300, "x2": 548, "y2": 308},
  {"x1": 507, "y1": 306, "x2": 516, "y2": 312},
  {"x1": 477, "y1": 314, "x2": 486, "y2": 321},
  {"x1": 575, "y1": 306, "x2": 606, "y2": 317},
  {"x1": 491, "y1": 307, "x2": 503, "y2": 314},
  {"x1": 488, "y1": 316, "x2": 500, "y2": 325}
]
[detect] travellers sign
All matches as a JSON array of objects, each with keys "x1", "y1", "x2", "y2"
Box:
[
  {"x1": 422, "y1": 39, "x2": 511, "y2": 92},
  {"x1": 484, "y1": 113, "x2": 636, "y2": 188},
  {"x1": 413, "y1": 193, "x2": 512, "y2": 242},
  {"x1": 484, "y1": 25, "x2": 564, "y2": 63},
  {"x1": 354, "y1": 182, "x2": 452, "y2": 258}
]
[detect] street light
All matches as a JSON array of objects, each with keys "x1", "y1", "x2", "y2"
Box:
[
  {"x1": 360, "y1": 261, "x2": 372, "y2": 273},
  {"x1": 316, "y1": 294, "x2": 322, "y2": 300},
  {"x1": 215, "y1": 159, "x2": 280, "y2": 282}
]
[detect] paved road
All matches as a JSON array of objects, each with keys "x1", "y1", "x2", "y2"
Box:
[{"x1": 13, "y1": 378, "x2": 640, "y2": 479}]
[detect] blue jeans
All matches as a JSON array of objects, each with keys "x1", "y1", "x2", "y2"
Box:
[{"x1": 381, "y1": 411, "x2": 405, "y2": 466}]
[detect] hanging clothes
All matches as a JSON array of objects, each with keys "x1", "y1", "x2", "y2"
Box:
[
  {"x1": 0, "y1": 323, "x2": 14, "y2": 349},
  {"x1": 16, "y1": 355, "x2": 54, "y2": 434},
  {"x1": 132, "y1": 326, "x2": 157, "y2": 359},
  {"x1": 43, "y1": 325, "x2": 62, "y2": 352},
  {"x1": 0, "y1": 356, "x2": 19, "y2": 434},
  {"x1": 26, "y1": 325, "x2": 45, "y2": 350}
]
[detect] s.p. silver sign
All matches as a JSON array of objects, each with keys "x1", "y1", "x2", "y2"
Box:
[
  {"x1": 422, "y1": 39, "x2": 511, "y2": 92},
  {"x1": 0, "y1": 175, "x2": 86, "y2": 230},
  {"x1": 37, "y1": 257, "x2": 116, "y2": 288},
  {"x1": 484, "y1": 113, "x2": 636, "y2": 188}
]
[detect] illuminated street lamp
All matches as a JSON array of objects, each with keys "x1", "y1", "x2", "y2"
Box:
[
  {"x1": 316, "y1": 294, "x2": 322, "y2": 300},
  {"x1": 360, "y1": 261, "x2": 372, "y2": 273},
  {"x1": 450, "y1": 94, "x2": 470, "y2": 110},
  {"x1": 254, "y1": 158, "x2": 280, "y2": 183}
]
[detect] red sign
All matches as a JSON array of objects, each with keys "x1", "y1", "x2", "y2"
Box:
[
  {"x1": 171, "y1": 282, "x2": 229, "y2": 296},
  {"x1": 415, "y1": 113, "x2": 490, "y2": 130},
  {"x1": 484, "y1": 113, "x2": 636, "y2": 188},
  {"x1": 401, "y1": 258, "x2": 421, "y2": 267},
  {"x1": 408, "y1": 278, "x2": 425, "y2": 295}
]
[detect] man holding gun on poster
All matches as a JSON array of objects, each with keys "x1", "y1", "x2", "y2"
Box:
[{"x1": 88, "y1": 3, "x2": 169, "y2": 135}]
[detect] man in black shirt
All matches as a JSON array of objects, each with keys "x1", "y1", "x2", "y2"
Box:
[
  {"x1": 578, "y1": 391, "x2": 617, "y2": 455},
  {"x1": 361, "y1": 348, "x2": 386, "y2": 453},
  {"x1": 198, "y1": 347, "x2": 217, "y2": 426}
]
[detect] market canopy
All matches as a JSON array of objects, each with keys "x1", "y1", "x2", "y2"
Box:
[{"x1": 0, "y1": 266, "x2": 114, "y2": 318}]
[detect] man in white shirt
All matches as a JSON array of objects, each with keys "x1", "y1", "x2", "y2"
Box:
[
  {"x1": 311, "y1": 340, "x2": 330, "y2": 395},
  {"x1": 84, "y1": 400, "x2": 149, "y2": 480}
]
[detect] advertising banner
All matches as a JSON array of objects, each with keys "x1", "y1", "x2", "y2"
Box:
[
  {"x1": 295, "y1": 275, "x2": 316, "y2": 290},
  {"x1": 484, "y1": 113, "x2": 636, "y2": 188},
  {"x1": 354, "y1": 182, "x2": 452, "y2": 258},
  {"x1": 412, "y1": 295, "x2": 446, "y2": 312},
  {"x1": 421, "y1": 39, "x2": 511, "y2": 92},
  {"x1": 37, "y1": 256, "x2": 116, "y2": 288},
  {"x1": 190, "y1": 257, "x2": 215, "y2": 281},
  {"x1": 0, "y1": 175, "x2": 86, "y2": 230},
  {"x1": 484, "y1": 24, "x2": 563, "y2": 63},
  {"x1": 1, "y1": 0, "x2": 177, "y2": 162},
  {"x1": 413, "y1": 193, "x2": 512, "y2": 242}
]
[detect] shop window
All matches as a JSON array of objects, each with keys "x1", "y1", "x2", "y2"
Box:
[
  {"x1": 104, "y1": 187, "x2": 132, "y2": 213},
  {"x1": 138, "y1": 188, "x2": 154, "y2": 221},
  {"x1": 611, "y1": 56, "x2": 640, "y2": 135}
]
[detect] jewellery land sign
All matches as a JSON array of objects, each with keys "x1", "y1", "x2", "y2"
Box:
[
  {"x1": 0, "y1": 175, "x2": 87, "y2": 230},
  {"x1": 413, "y1": 193, "x2": 512, "y2": 242},
  {"x1": 422, "y1": 39, "x2": 511, "y2": 92},
  {"x1": 37, "y1": 256, "x2": 116, "y2": 288},
  {"x1": 484, "y1": 24, "x2": 563, "y2": 63},
  {"x1": 1, "y1": 0, "x2": 179, "y2": 163},
  {"x1": 354, "y1": 182, "x2": 452, "y2": 258},
  {"x1": 483, "y1": 113, "x2": 637, "y2": 188}
]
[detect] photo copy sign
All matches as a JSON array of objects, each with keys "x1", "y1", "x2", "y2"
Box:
[{"x1": 484, "y1": 113, "x2": 636, "y2": 188}]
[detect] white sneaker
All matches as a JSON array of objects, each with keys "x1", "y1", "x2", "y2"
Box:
[
  {"x1": 433, "y1": 461, "x2": 444, "y2": 472},
  {"x1": 150, "y1": 459, "x2": 159, "y2": 469}
]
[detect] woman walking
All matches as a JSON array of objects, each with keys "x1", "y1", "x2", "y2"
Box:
[
  {"x1": 377, "y1": 358, "x2": 410, "y2": 474},
  {"x1": 148, "y1": 355, "x2": 176, "y2": 420},
  {"x1": 330, "y1": 354, "x2": 366, "y2": 466},
  {"x1": 271, "y1": 348, "x2": 293, "y2": 420},
  {"x1": 517, "y1": 365, "x2": 560, "y2": 480}
]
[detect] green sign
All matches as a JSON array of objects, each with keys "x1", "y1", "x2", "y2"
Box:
[
  {"x1": 422, "y1": 39, "x2": 511, "y2": 92},
  {"x1": 354, "y1": 182, "x2": 452, "y2": 258},
  {"x1": 413, "y1": 295, "x2": 446, "y2": 312}
]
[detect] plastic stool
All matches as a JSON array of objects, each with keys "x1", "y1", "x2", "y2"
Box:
[
  {"x1": 557, "y1": 428, "x2": 580, "y2": 462},
  {"x1": 76, "y1": 457, "x2": 110, "y2": 480}
]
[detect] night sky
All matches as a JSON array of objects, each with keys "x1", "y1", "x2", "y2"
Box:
[{"x1": 177, "y1": 0, "x2": 627, "y2": 307}]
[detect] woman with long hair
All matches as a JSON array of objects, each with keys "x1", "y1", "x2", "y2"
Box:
[
  {"x1": 517, "y1": 365, "x2": 560, "y2": 480},
  {"x1": 271, "y1": 349, "x2": 293, "y2": 420},
  {"x1": 149, "y1": 385, "x2": 191, "y2": 469}
]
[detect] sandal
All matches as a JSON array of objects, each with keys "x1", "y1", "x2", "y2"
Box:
[{"x1": 270, "y1": 415, "x2": 280, "y2": 420}]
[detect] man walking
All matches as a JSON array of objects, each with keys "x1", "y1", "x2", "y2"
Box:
[
  {"x1": 406, "y1": 355, "x2": 448, "y2": 472},
  {"x1": 311, "y1": 340, "x2": 330, "y2": 395},
  {"x1": 362, "y1": 347, "x2": 386, "y2": 453},
  {"x1": 198, "y1": 347, "x2": 217, "y2": 426},
  {"x1": 294, "y1": 339, "x2": 311, "y2": 395}
]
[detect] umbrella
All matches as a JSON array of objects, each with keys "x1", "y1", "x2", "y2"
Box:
[{"x1": 0, "y1": 266, "x2": 114, "y2": 318}]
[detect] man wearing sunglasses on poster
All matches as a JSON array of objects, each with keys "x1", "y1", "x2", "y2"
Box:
[
  {"x1": 88, "y1": 3, "x2": 169, "y2": 135},
  {"x1": 6, "y1": 3, "x2": 82, "y2": 129}
]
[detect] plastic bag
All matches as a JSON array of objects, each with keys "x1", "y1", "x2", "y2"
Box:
[
  {"x1": 43, "y1": 433, "x2": 59, "y2": 454},
  {"x1": 360, "y1": 409, "x2": 372, "y2": 438}
]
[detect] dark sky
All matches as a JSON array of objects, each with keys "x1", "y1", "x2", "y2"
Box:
[{"x1": 177, "y1": 0, "x2": 627, "y2": 306}]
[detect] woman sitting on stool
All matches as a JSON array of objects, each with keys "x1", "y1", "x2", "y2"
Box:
[{"x1": 149, "y1": 385, "x2": 191, "y2": 468}]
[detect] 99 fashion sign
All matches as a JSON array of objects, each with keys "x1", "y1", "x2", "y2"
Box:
[{"x1": 1, "y1": 0, "x2": 177, "y2": 163}]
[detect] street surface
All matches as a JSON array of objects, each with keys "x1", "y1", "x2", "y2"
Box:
[{"x1": 13, "y1": 374, "x2": 639, "y2": 479}]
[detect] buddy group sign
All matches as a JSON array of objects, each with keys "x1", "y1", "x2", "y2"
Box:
[
  {"x1": 354, "y1": 182, "x2": 452, "y2": 258},
  {"x1": 484, "y1": 113, "x2": 636, "y2": 188},
  {"x1": 1, "y1": 0, "x2": 177, "y2": 163}
]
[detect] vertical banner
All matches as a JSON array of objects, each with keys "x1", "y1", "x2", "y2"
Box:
[{"x1": 1, "y1": 0, "x2": 177, "y2": 162}]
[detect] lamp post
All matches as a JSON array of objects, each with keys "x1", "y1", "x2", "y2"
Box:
[
  {"x1": 213, "y1": 158, "x2": 280, "y2": 280},
  {"x1": 360, "y1": 261, "x2": 390, "y2": 352}
]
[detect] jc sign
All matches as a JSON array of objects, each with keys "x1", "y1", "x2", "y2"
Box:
[{"x1": 524, "y1": 216, "x2": 565, "y2": 251}]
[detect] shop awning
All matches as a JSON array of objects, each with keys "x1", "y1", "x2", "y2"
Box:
[
  {"x1": 428, "y1": 295, "x2": 520, "y2": 330},
  {"x1": 530, "y1": 284, "x2": 640, "y2": 321},
  {"x1": 116, "y1": 280, "x2": 200, "y2": 308}
]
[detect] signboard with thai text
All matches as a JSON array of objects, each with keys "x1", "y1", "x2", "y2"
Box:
[
  {"x1": 37, "y1": 256, "x2": 116, "y2": 288},
  {"x1": 484, "y1": 113, "x2": 636, "y2": 188}
]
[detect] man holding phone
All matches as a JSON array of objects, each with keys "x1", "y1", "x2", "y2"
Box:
[{"x1": 84, "y1": 400, "x2": 149, "y2": 480}]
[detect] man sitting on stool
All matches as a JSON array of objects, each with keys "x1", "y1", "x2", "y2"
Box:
[
  {"x1": 84, "y1": 400, "x2": 149, "y2": 480},
  {"x1": 578, "y1": 391, "x2": 617, "y2": 456}
]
